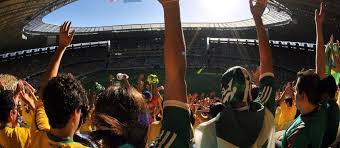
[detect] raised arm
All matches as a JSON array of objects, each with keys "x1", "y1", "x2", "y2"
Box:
[
  {"x1": 160, "y1": 0, "x2": 187, "y2": 103},
  {"x1": 250, "y1": 0, "x2": 276, "y2": 114},
  {"x1": 39, "y1": 22, "x2": 75, "y2": 98},
  {"x1": 315, "y1": 3, "x2": 326, "y2": 79},
  {"x1": 149, "y1": 0, "x2": 190, "y2": 147},
  {"x1": 250, "y1": 0, "x2": 273, "y2": 75}
]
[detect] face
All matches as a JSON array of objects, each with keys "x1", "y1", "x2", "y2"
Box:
[
  {"x1": 9, "y1": 100, "x2": 19, "y2": 126},
  {"x1": 294, "y1": 78, "x2": 304, "y2": 110}
]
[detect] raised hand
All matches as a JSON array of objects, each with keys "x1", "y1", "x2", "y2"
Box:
[
  {"x1": 17, "y1": 81, "x2": 38, "y2": 109},
  {"x1": 249, "y1": 0, "x2": 267, "y2": 19},
  {"x1": 59, "y1": 21, "x2": 75, "y2": 48},
  {"x1": 315, "y1": 2, "x2": 326, "y2": 27}
]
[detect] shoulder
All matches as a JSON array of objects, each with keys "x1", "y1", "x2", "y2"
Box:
[{"x1": 63, "y1": 142, "x2": 88, "y2": 148}]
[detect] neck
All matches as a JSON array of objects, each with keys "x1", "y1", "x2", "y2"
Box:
[
  {"x1": 4, "y1": 122, "x2": 17, "y2": 128},
  {"x1": 49, "y1": 127, "x2": 74, "y2": 140},
  {"x1": 300, "y1": 104, "x2": 318, "y2": 115}
]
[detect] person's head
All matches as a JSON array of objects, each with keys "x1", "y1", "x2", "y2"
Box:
[
  {"x1": 42, "y1": 73, "x2": 88, "y2": 134},
  {"x1": 221, "y1": 66, "x2": 252, "y2": 110},
  {"x1": 91, "y1": 84, "x2": 147, "y2": 148},
  {"x1": 294, "y1": 70, "x2": 336, "y2": 113},
  {"x1": 0, "y1": 74, "x2": 18, "y2": 92},
  {"x1": 0, "y1": 90, "x2": 19, "y2": 127}
]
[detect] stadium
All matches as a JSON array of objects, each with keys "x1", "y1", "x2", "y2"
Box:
[
  {"x1": 1, "y1": 0, "x2": 334, "y2": 90},
  {"x1": 1, "y1": 0, "x2": 340, "y2": 147}
]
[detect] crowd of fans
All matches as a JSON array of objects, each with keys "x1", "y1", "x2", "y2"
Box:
[{"x1": 0, "y1": 0, "x2": 340, "y2": 147}]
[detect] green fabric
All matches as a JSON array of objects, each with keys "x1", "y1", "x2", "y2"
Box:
[
  {"x1": 151, "y1": 106, "x2": 191, "y2": 148},
  {"x1": 282, "y1": 102, "x2": 328, "y2": 148},
  {"x1": 325, "y1": 42, "x2": 340, "y2": 85},
  {"x1": 255, "y1": 75, "x2": 276, "y2": 114},
  {"x1": 47, "y1": 132, "x2": 74, "y2": 144}
]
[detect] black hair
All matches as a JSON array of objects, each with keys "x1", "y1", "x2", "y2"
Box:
[
  {"x1": 42, "y1": 73, "x2": 88, "y2": 129},
  {"x1": 296, "y1": 70, "x2": 337, "y2": 105},
  {"x1": 91, "y1": 85, "x2": 147, "y2": 148},
  {"x1": 0, "y1": 90, "x2": 15, "y2": 125},
  {"x1": 209, "y1": 102, "x2": 225, "y2": 118}
]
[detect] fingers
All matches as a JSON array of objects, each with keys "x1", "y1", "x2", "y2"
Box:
[
  {"x1": 62, "y1": 21, "x2": 67, "y2": 31},
  {"x1": 66, "y1": 22, "x2": 71, "y2": 33},
  {"x1": 60, "y1": 21, "x2": 73, "y2": 33},
  {"x1": 22, "y1": 81, "x2": 36, "y2": 93},
  {"x1": 60, "y1": 21, "x2": 66, "y2": 32},
  {"x1": 320, "y1": 2, "x2": 325, "y2": 14}
]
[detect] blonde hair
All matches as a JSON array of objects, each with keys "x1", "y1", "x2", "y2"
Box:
[{"x1": 0, "y1": 74, "x2": 18, "y2": 92}]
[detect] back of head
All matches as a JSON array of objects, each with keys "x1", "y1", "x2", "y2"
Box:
[
  {"x1": 42, "y1": 73, "x2": 88, "y2": 129},
  {"x1": 0, "y1": 74, "x2": 18, "y2": 92},
  {"x1": 221, "y1": 66, "x2": 252, "y2": 107},
  {"x1": 0, "y1": 90, "x2": 15, "y2": 125},
  {"x1": 296, "y1": 70, "x2": 337, "y2": 105},
  {"x1": 92, "y1": 85, "x2": 147, "y2": 147},
  {"x1": 319, "y1": 75, "x2": 337, "y2": 100}
]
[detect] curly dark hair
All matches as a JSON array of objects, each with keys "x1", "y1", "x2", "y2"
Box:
[
  {"x1": 42, "y1": 73, "x2": 88, "y2": 129},
  {"x1": 0, "y1": 90, "x2": 15, "y2": 124},
  {"x1": 91, "y1": 85, "x2": 147, "y2": 148}
]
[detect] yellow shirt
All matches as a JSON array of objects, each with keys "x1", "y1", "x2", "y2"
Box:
[
  {"x1": 21, "y1": 104, "x2": 35, "y2": 128},
  {"x1": 146, "y1": 121, "x2": 162, "y2": 145},
  {"x1": 275, "y1": 100, "x2": 297, "y2": 131},
  {"x1": 0, "y1": 127, "x2": 31, "y2": 148},
  {"x1": 0, "y1": 101, "x2": 50, "y2": 148},
  {"x1": 35, "y1": 105, "x2": 50, "y2": 131},
  {"x1": 29, "y1": 131, "x2": 88, "y2": 148},
  {"x1": 80, "y1": 110, "x2": 93, "y2": 133}
]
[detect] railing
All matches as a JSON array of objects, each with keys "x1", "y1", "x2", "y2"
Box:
[
  {"x1": 0, "y1": 37, "x2": 318, "y2": 63},
  {"x1": 0, "y1": 40, "x2": 110, "y2": 62},
  {"x1": 207, "y1": 37, "x2": 316, "y2": 52}
]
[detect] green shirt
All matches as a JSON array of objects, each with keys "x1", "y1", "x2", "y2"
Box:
[
  {"x1": 282, "y1": 102, "x2": 328, "y2": 148},
  {"x1": 150, "y1": 104, "x2": 191, "y2": 148}
]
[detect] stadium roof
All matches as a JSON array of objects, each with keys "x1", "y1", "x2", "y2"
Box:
[{"x1": 0, "y1": 0, "x2": 340, "y2": 50}]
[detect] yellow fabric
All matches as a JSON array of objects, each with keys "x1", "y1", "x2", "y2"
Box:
[
  {"x1": 274, "y1": 100, "x2": 297, "y2": 131},
  {"x1": 35, "y1": 105, "x2": 50, "y2": 131},
  {"x1": 80, "y1": 113, "x2": 93, "y2": 133},
  {"x1": 21, "y1": 104, "x2": 35, "y2": 128},
  {"x1": 336, "y1": 91, "x2": 340, "y2": 107},
  {"x1": 146, "y1": 121, "x2": 162, "y2": 145},
  {"x1": 0, "y1": 101, "x2": 44, "y2": 148},
  {"x1": 29, "y1": 131, "x2": 87, "y2": 148},
  {"x1": 274, "y1": 107, "x2": 281, "y2": 128},
  {"x1": 0, "y1": 127, "x2": 31, "y2": 148}
]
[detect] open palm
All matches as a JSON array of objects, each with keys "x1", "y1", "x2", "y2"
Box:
[{"x1": 59, "y1": 21, "x2": 75, "y2": 48}]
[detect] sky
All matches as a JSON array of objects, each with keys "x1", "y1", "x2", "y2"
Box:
[{"x1": 43, "y1": 0, "x2": 262, "y2": 27}]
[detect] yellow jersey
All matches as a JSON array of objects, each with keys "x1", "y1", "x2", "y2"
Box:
[
  {"x1": 29, "y1": 131, "x2": 88, "y2": 148},
  {"x1": 0, "y1": 127, "x2": 31, "y2": 148}
]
